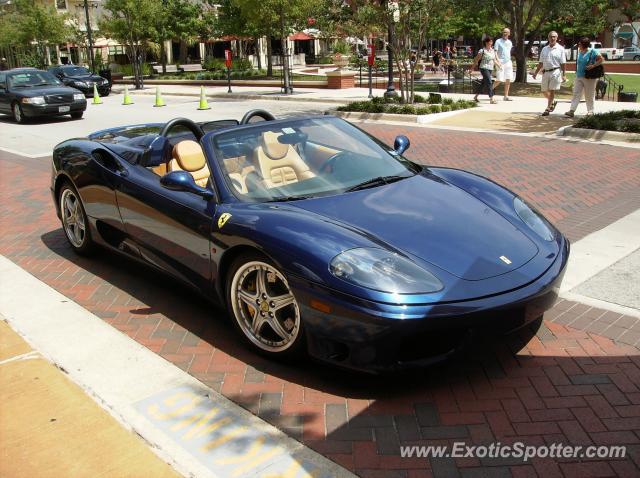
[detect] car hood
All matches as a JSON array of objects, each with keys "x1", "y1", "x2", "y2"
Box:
[
  {"x1": 15, "y1": 86, "x2": 79, "y2": 97},
  {"x1": 65, "y1": 74, "x2": 105, "y2": 82},
  {"x1": 290, "y1": 173, "x2": 539, "y2": 281}
]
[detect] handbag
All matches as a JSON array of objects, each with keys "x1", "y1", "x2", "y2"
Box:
[{"x1": 584, "y1": 49, "x2": 604, "y2": 79}]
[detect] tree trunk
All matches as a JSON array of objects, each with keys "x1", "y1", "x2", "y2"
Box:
[
  {"x1": 160, "y1": 41, "x2": 167, "y2": 74},
  {"x1": 179, "y1": 40, "x2": 187, "y2": 64},
  {"x1": 255, "y1": 37, "x2": 262, "y2": 70},
  {"x1": 266, "y1": 36, "x2": 273, "y2": 77}
]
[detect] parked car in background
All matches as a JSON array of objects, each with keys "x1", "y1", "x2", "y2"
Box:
[
  {"x1": 48, "y1": 65, "x2": 111, "y2": 97},
  {"x1": 623, "y1": 46, "x2": 640, "y2": 61},
  {"x1": 564, "y1": 42, "x2": 623, "y2": 61},
  {"x1": 0, "y1": 68, "x2": 87, "y2": 123}
]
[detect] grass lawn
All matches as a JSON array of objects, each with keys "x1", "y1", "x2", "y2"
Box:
[
  {"x1": 416, "y1": 73, "x2": 639, "y2": 98},
  {"x1": 566, "y1": 73, "x2": 640, "y2": 93}
]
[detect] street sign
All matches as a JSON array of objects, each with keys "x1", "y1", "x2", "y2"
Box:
[
  {"x1": 367, "y1": 43, "x2": 375, "y2": 66},
  {"x1": 224, "y1": 49, "x2": 232, "y2": 68}
]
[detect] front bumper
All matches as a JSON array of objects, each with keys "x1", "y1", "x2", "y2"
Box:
[
  {"x1": 76, "y1": 84, "x2": 110, "y2": 96},
  {"x1": 292, "y1": 238, "x2": 569, "y2": 373},
  {"x1": 22, "y1": 101, "x2": 87, "y2": 118}
]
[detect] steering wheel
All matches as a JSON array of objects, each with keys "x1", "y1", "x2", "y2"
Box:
[
  {"x1": 319, "y1": 151, "x2": 349, "y2": 174},
  {"x1": 240, "y1": 109, "x2": 276, "y2": 124},
  {"x1": 159, "y1": 117, "x2": 204, "y2": 140}
]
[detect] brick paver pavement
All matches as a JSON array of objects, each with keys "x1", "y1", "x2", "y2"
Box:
[{"x1": 1, "y1": 126, "x2": 639, "y2": 477}]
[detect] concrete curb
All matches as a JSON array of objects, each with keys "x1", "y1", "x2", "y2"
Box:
[
  {"x1": 330, "y1": 108, "x2": 472, "y2": 124},
  {"x1": 110, "y1": 87, "x2": 352, "y2": 105},
  {"x1": 0, "y1": 254, "x2": 355, "y2": 478},
  {"x1": 558, "y1": 125, "x2": 640, "y2": 143}
]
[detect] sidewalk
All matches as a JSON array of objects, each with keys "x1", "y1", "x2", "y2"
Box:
[
  {"x1": 0, "y1": 255, "x2": 353, "y2": 478},
  {"x1": 0, "y1": 319, "x2": 180, "y2": 478},
  {"x1": 110, "y1": 83, "x2": 639, "y2": 135}
]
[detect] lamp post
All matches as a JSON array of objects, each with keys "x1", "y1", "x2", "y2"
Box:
[
  {"x1": 384, "y1": 0, "x2": 397, "y2": 98},
  {"x1": 79, "y1": 0, "x2": 96, "y2": 71}
]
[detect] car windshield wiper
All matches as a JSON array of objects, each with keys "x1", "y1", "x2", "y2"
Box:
[
  {"x1": 345, "y1": 175, "x2": 408, "y2": 192},
  {"x1": 266, "y1": 195, "x2": 312, "y2": 202},
  {"x1": 31, "y1": 82, "x2": 53, "y2": 87}
]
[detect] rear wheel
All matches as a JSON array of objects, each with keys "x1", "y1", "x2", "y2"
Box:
[
  {"x1": 70, "y1": 111, "x2": 84, "y2": 120},
  {"x1": 227, "y1": 253, "x2": 304, "y2": 359},
  {"x1": 12, "y1": 102, "x2": 25, "y2": 124},
  {"x1": 634, "y1": 55, "x2": 640, "y2": 61},
  {"x1": 59, "y1": 183, "x2": 95, "y2": 255}
]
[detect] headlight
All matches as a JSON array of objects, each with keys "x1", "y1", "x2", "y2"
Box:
[
  {"x1": 330, "y1": 247, "x2": 443, "y2": 294},
  {"x1": 514, "y1": 197, "x2": 554, "y2": 241},
  {"x1": 22, "y1": 96, "x2": 45, "y2": 105},
  {"x1": 73, "y1": 93, "x2": 85, "y2": 101},
  {"x1": 73, "y1": 81, "x2": 88, "y2": 88}
]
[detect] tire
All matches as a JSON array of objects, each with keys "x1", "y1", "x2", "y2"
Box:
[
  {"x1": 70, "y1": 111, "x2": 84, "y2": 120},
  {"x1": 12, "y1": 102, "x2": 25, "y2": 124},
  {"x1": 634, "y1": 55, "x2": 640, "y2": 61},
  {"x1": 226, "y1": 252, "x2": 305, "y2": 359},
  {"x1": 58, "y1": 182, "x2": 95, "y2": 255}
]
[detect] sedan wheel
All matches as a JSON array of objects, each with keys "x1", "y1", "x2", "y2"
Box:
[
  {"x1": 59, "y1": 185, "x2": 94, "y2": 255},
  {"x1": 228, "y1": 256, "x2": 303, "y2": 356},
  {"x1": 12, "y1": 102, "x2": 25, "y2": 124}
]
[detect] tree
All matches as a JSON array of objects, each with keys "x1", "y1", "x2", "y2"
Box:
[
  {"x1": 100, "y1": 0, "x2": 160, "y2": 89},
  {"x1": 155, "y1": 0, "x2": 202, "y2": 73},
  {"x1": 235, "y1": 0, "x2": 315, "y2": 90},
  {"x1": 0, "y1": 0, "x2": 70, "y2": 68}
]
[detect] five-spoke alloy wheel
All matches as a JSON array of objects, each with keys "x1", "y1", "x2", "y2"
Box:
[
  {"x1": 59, "y1": 184, "x2": 94, "y2": 255},
  {"x1": 228, "y1": 255, "x2": 303, "y2": 357}
]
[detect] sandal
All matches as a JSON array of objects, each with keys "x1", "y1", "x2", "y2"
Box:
[
  {"x1": 550, "y1": 100, "x2": 558, "y2": 112},
  {"x1": 541, "y1": 108, "x2": 551, "y2": 116}
]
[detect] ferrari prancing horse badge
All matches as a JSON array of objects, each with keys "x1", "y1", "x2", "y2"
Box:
[{"x1": 218, "y1": 213, "x2": 232, "y2": 229}]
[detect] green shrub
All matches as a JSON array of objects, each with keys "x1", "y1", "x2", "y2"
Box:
[
  {"x1": 400, "y1": 104, "x2": 416, "y2": 114},
  {"x1": 203, "y1": 56, "x2": 226, "y2": 71},
  {"x1": 442, "y1": 97, "x2": 454, "y2": 105},
  {"x1": 415, "y1": 106, "x2": 430, "y2": 115},
  {"x1": 428, "y1": 93, "x2": 442, "y2": 104},
  {"x1": 574, "y1": 110, "x2": 640, "y2": 133},
  {"x1": 441, "y1": 104, "x2": 451, "y2": 112},
  {"x1": 449, "y1": 103, "x2": 459, "y2": 111},
  {"x1": 318, "y1": 55, "x2": 333, "y2": 64},
  {"x1": 428, "y1": 104, "x2": 441, "y2": 113},
  {"x1": 414, "y1": 94, "x2": 427, "y2": 103},
  {"x1": 232, "y1": 58, "x2": 253, "y2": 71},
  {"x1": 118, "y1": 63, "x2": 152, "y2": 76}
]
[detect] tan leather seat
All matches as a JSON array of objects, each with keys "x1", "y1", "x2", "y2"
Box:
[
  {"x1": 168, "y1": 140, "x2": 210, "y2": 187},
  {"x1": 254, "y1": 131, "x2": 315, "y2": 188},
  {"x1": 223, "y1": 156, "x2": 256, "y2": 194}
]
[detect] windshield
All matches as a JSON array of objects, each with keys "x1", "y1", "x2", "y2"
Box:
[
  {"x1": 63, "y1": 66, "x2": 91, "y2": 76},
  {"x1": 8, "y1": 71, "x2": 61, "y2": 88},
  {"x1": 211, "y1": 116, "x2": 420, "y2": 202}
]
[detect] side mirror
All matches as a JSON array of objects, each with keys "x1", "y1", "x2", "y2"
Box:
[
  {"x1": 160, "y1": 171, "x2": 213, "y2": 200},
  {"x1": 394, "y1": 135, "x2": 410, "y2": 155}
]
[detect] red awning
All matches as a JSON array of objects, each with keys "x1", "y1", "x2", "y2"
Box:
[{"x1": 288, "y1": 32, "x2": 314, "y2": 41}]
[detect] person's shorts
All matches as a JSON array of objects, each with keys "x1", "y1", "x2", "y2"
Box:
[
  {"x1": 496, "y1": 61, "x2": 513, "y2": 82},
  {"x1": 541, "y1": 69, "x2": 562, "y2": 91}
]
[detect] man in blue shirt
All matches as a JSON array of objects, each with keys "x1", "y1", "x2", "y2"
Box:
[{"x1": 493, "y1": 28, "x2": 513, "y2": 101}]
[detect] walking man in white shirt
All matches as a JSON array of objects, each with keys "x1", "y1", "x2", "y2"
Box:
[
  {"x1": 493, "y1": 28, "x2": 513, "y2": 101},
  {"x1": 532, "y1": 31, "x2": 566, "y2": 116}
]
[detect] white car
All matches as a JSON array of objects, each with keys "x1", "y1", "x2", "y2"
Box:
[
  {"x1": 565, "y1": 42, "x2": 623, "y2": 61},
  {"x1": 623, "y1": 46, "x2": 640, "y2": 61}
]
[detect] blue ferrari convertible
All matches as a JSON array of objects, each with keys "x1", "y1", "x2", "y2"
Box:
[{"x1": 51, "y1": 110, "x2": 569, "y2": 372}]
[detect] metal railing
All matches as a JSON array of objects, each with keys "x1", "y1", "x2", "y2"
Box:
[{"x1": 596, "y1": 74, "x2": 624, "y2": 102}]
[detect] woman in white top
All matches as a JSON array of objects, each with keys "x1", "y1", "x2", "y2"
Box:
[{"x1": 473, "y1": 37, "x2": 502, "y2": 104}]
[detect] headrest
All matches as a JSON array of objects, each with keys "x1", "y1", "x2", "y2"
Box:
[
  {"x1": 172, "y1": 140, "x2": 206, "y2": 172},
  {"x1": 261, "y1": 131, "x2": 289, "y2": 160}
]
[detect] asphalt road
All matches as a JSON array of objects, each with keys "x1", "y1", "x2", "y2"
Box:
[{"x1": 0, "y1": 93, "x2": 336, "y2": 157}]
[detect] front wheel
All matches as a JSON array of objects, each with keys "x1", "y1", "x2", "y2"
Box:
[
  {"x1": 12, "y1": 102, "x2": 25, "y2": 123},
  {"x1": 634, "y1": 55, "x2": 640, "y2": 61},
  {"x1": 70, "y1": 111, "x2": 84, "y2": 120},
  {"x1": 227, "y1": 253, "x2": 304, "y2": 359},
  {"x1": 59, "y1": 183, "x2": 95, "y2": 255}
]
